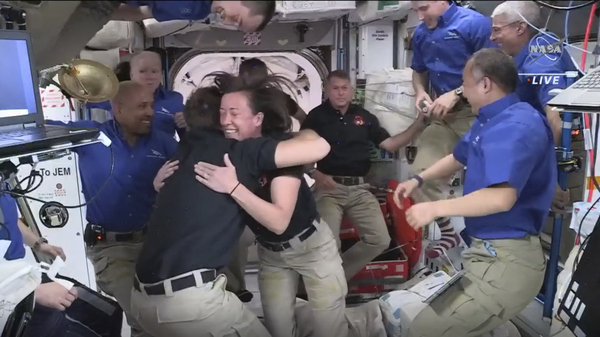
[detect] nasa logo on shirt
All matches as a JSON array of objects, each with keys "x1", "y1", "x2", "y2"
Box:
[
  {"x1": 353, "y1": 115, "x2": 364, "y2": 126},
  {"x1": 526, "y1": 31, "x2": 562, "y2": 68},
  {"x1": 444, "y1": 30, "x2": 460, "y2": 40},
  {"x1": 147, "y1": 149, "x2": 166, "y2": 159},
  {"x1": 157, "y1": 106, "x2": 171, "y2": 116}
]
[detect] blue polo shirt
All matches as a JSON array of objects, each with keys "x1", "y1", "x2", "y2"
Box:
[
  {"x1": 411, "y1": 3, "x2": 496, "y2": 96},
  {"x1": 453, "y1": 93, "x2": 557, "y2": 239},
  {"x1": 514, "y1": 36, "x2": 578, "y2": 114},
  {"x1": 125, "y1": 1, "x2": 212, "y2": 22},
  {"x1": 0, "y1": 193, "x2": 25, "y2": 261},
  {"x1": 87, "y1": 87, "x2": 185, "y2": 137},
  {"x1": 46, "y1": 120, "x2": 178, "y2": 232}
]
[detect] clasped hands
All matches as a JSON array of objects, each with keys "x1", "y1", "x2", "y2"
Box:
[{"x1": 153, "y1": 154, "x2": 240, "y2": 194}]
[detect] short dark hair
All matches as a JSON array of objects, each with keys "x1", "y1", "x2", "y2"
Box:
[
  {"x1": 183, "y1": 87, "x2": 222, "y2": 130},
  {"x1": 207, "y1": 72, "x2": 293, "y2": 136},
  {"x1": 243, "y1": 1, "x2": 277, "y2": 32},
  {"x1": 239, "y1": 58, "x2": 269, "y2": 80},
  {"x1": 114, "y1": 61, "x2": 131, "y2": 82},
  {"x1": 327, "y1": 70, "x2": 351, "y2": 83},
  {"x1": 470, "y1": 48, "x2": 518, "y2": 93}
]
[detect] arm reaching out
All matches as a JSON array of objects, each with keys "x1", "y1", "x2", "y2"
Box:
[{"x1": 273, "y1": 130, "x2": 330, "y2": 168}]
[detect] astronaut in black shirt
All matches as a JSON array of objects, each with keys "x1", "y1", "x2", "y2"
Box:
[
  {"x1": 132, "y1": 80, "x2": 331, "y2": 337},
  {"x1": 195, "y1": 74, "x2": 347, "y2": 337},
  {"x1": 220, "y1": 57, "x2": 308, "y2": 301}
]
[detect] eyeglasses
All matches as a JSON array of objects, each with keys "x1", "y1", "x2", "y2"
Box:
[{"x1": 491, "y1": 21, "x2": 523, "y2": 34}]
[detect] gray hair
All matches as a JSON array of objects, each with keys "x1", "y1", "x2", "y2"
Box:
[
  {"x1": 492, "y1": 1, "x2": 542, "y2": 29},
  {"x1": 470, "y1": 48, "x2": 518, "y2": 94}
]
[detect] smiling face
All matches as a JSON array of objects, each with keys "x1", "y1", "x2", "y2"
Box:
[
  {"x1": 219, "y1": 91, "x2": 263, "y2": 140},
  {"x1": 212, "y1": 1, "x2": 266, "y2": 33},
  {"x1": 490, "y1": 14, "x2": 526, "y2": 56},
  {"x1": 130, "y1": 51, "x2": 162, "y2": 93},
  {"x1": 112, "y1": 82, "x2": 155, "y2": 136}
]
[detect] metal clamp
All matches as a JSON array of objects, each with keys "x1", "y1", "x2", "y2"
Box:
[{"x1": 555, "y1": 147, "x2": 573, "y2": 162}]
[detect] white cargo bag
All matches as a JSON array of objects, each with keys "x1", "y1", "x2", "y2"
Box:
[
  {"x1": 87, "y1": 21, "x2": 137, "y2": 50},
  {"x1": 0, "y1": 258, "x2": 42, "y2": 330},
  {"x1": 142, "y1": 19, "x2": 211, "y2": 39},
  {"x1": 364, "y1": 68, "x2": 418, "y2": 136}
]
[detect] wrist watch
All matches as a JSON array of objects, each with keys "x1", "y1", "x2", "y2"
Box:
[
  {"x1": 33, "y1": 237, "x2": 48, "y2": 250},
  {"x1": 454, "y1": 87, "x2": 464, "y2": 98}
]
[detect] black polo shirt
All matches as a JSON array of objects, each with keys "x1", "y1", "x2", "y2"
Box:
[
  {"x1": 301, "y1": 100, "x2": 390, "y2": 177},
  {"x1": 245, "y1": 165, "x2": 318, "y2": 243},
  {"x1": 136, "y1": 128, "x2": 281, "y2": 284}
]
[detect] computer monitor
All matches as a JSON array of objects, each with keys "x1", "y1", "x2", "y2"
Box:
[{"x1": 0, "y1": 29, "x2": 44, "y2": 127}]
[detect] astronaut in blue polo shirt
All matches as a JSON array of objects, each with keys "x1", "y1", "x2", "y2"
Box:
[
  {"x1": 47, "y1": 81, "x2": 177, "y2": 337},
  {"x1": 393, "y1": 48, "x2": 556, "y2": 337},
  {"x1": 408, "y1": 0, "x2": 496, "y2": 260},
  {"x1": 88, "y1": 50, "x2": 186, "y2": 139},
  {"x1": 490, "y1": 1, "x2": 578, "y2": 143},
  {"x1": 112, "y1": 1, "x2": 276, "y2": 33}
]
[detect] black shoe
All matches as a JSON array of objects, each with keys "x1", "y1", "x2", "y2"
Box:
[{"x1": 236, "y1": 289, "x2": 254, "y2": 303}]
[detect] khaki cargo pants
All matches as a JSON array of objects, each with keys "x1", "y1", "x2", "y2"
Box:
[
  {"x1": 408, "y1": 236, "x2": 546, "y2": 337},
  {"x1": 258, "y1": 218, "x2": 348, "y2": 337},
  {"x1": 315, "y1": 182, "x2": 391, "y2": 280},
  {"x1": 87, "y1": 238, "x2": 149, "y2": 337},
  {"x1": 411, "y1": 103, "x2": 475, "y2": 205},
  {"x1": 130, "y1": 272, "x2": 270, "y2": 337}
]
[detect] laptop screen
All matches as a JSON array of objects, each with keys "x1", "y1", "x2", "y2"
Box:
[{"x1": 0, "y1": 38, "x2": 38, "y2": 119}]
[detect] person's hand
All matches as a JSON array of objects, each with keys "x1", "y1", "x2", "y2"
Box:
[
  {"x1": 173, "y1": 112, "x2": 187, "y2": 129},
  {"x1": 37, "y1": 243, "x2": 66, "y2": 261},
  {"x1": 405, "y1": 202, "x2": 438, "y2": 230},
  {"x1": 552, "y1": 184, "x2": 571, "y2": 214},
  {"x1": 429, "y1": 90, "x2": 460, "y2": 120},
  {"x1": 312, "y1": 170, "x2": 336, "y2": 191},
  {"x1": 34, "y1": 282, "x2": 78, "y2": 311},
  {"x1": 393, "y1": 178, "x2": 420, "y2": 208},
  {"x1": 195, "y1": 154, "x2": 240, "y2": 194},
  {"x1": 415, "y1": 91, "x2": 433, "y2": 114},
  {"x1": 154, "y1": 160, "x2": 179, "y2": 192}
]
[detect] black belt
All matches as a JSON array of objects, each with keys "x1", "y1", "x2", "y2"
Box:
[
  {"x1": 258, "y1": 216, "x2": 319, "y2": 252},
  {"x1": 133, "y1": 270, "x2": 217, "y2": 296},
  {"x1": 84, "y1": 224, "x2": 147, "y2": 246},
  {"x1": 332, "y1": 176, "x2": 364, "y2": 186},
  {"x1": 105, "y1": 226, "x2": 147, "y2": 242}
]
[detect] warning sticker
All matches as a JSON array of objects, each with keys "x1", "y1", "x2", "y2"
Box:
[{"x1": 40, "y1": 87, "x2": 68, "y2": 109}]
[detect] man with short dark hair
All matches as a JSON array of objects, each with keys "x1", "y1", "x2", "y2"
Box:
[
  {"x1": 113, "y1": 1, "x2": 276, "y2": 33},
  {"x1": 393, "y1": 48, "x2": 555, "y2": 337},
  {"x1": 47, "y1": 81, "x2": 178, "y2": 337},
  {"x1": 409, "y1": 0, "x2": 496, "y2": 259},
  {"x1": 302, "y1": 70, "x2": 426, "y2": 281}
]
